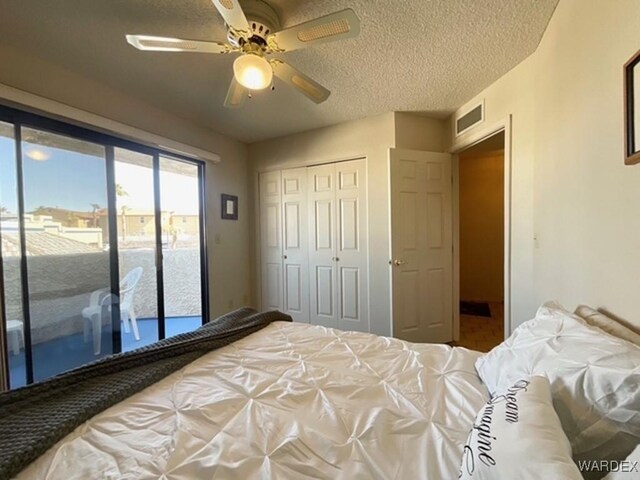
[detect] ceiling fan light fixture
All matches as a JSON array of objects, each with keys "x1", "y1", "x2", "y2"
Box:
[{"x1": 233, "y1": 53, "x2": 273, "y2": 90}]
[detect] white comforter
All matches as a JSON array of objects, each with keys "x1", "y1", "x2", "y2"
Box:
[{"x1": 18, "y1": 322, "x2": 488, "y2": 480}]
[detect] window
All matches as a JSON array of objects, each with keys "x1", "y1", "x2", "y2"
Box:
[{"x1": 0, "y1": 105, "x2": 209, "y2": 389}]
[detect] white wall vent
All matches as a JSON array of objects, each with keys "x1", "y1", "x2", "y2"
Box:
[{"x1": 455, "y1": 100, "x2": 485, "y2": 136}]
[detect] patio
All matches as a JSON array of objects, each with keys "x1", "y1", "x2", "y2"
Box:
[{"x1": 8, "y1": 315, "x2": 202, "y2": 389}]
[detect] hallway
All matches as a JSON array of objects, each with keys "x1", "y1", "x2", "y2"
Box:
[{"x1": 453, "y1": 302, "x2": 504, "y2": 352}]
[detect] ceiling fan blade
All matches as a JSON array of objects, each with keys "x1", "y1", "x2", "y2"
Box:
[
  {"x1": 270, "y1": 59, "x2": 330, "y2": 104},
  {"x1": 210, "y1": 0, "x2": 252, "y2": 40},
  {"x1": 126, "y1": 35, "x2": 233, "y2": 53},
  {"x1": 224, "y1": 78, "x2": 248, "y2": 108},
  {"x1": 267, "y1": 9, "x2": 360, "y2": 52}
]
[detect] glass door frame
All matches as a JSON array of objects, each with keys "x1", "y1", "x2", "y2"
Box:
[
  {"x1": 0, "y1": 104, "x2": 209, "y2": 387},
  {"x1": 0, "y1": 233, "x2": 8, "y2": 391}
]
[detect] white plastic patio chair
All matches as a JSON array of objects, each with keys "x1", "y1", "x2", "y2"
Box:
[
  {"x1": 82, "y1": 267, "x2": 143, "y2": 355},
  {"x1": 7, "y1": 320, "x2": 24, "y2": 356}
]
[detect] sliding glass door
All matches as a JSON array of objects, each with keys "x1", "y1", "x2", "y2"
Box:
[
  {"x1": 21, "y1": 128, "x2": 115, "y2": 383},
  {"x1": 0, "y1": 121, "x2": 26, "y2": 387},
  {"x1": 114, "y1": 148, "x2": 159, "y2": 350},
  {"x1": 159, "y1": 157, "x2": 204, "y2": 338},
  {"x1": 0, "y1": 106, "x2": 208, "y2": 389}
]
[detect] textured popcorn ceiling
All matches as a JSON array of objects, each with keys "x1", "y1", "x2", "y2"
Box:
[{"x1": 0, "y1": 0, "x2": 558, "y2": 143}]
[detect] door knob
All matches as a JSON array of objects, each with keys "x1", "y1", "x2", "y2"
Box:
[
  {"x1": 283, "y1": 255, "x2": 288, "y2": 259},
  {"x1": 393, "y1": 259, "x2": 406, "y2": 266}
]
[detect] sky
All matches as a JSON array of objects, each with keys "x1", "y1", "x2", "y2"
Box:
[
  {"x1": 117, "y1": 161, "x2": 199, "y2": 214},
  {"x1": 0, "y1": 137, "x2": 199, "y2": 216}
]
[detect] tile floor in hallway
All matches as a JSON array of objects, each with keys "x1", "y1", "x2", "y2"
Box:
[{"x1": 452, "y1": 301, "x2": 505, "y2": 352}]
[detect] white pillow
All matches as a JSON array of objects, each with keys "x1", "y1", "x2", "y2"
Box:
[
  {"x1": 603, "y1": 444, "x2": 640, "y2": 479},
  {"x1": 459, "y1": 376, "x2": 582, "y2": 480},
  {"x1": 574, "y1": 305, "x2": 640, "y2": 347},
  {"x1": 475, "y1": 302, "x2": 640, "y2": 465}
]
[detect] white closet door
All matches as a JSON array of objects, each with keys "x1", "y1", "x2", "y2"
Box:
[
  {"x1": 281, "y1": 167, "x2": 309, "y2": 323},
  {"x1": 259, "y1": 171, "x2": 283, "y2": 311},
  {"x1": 335, "y1": 159, "x2": 368, "y2": 332},
  {"x1": 307, "y1": 163, "x2": 338, "y2": 328}
]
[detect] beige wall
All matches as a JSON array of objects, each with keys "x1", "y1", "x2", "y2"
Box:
[
  {"x1": 394, "y1": 113, "x2": 447, "y2": 152},
  {"x1": 449, "y1": 0, "x2": 640, "y2": 328},
  {"x1": 0, "y1": 45, "x2": 252, "y2": 319},
  {"x1": 207, "y1": 136, "x2": 252, "y2": 315},
  {"x1": 459, "y1": 150, "x2": 504, "y2": 302}
]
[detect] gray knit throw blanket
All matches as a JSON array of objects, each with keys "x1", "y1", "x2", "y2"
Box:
[{"x1": 0, "y1": 307, "x2": 291, "y2": 480}]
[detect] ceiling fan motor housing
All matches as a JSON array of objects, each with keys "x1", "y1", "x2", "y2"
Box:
[{"x1": 227, "y1": 0, "x2": 281, "y2": 47}]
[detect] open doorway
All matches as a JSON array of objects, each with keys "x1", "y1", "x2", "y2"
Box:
[{"x1": 454, "y1": 131, "x2": 505, "y2": 352}]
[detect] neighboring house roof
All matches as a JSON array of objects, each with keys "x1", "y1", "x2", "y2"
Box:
[
  {"x1": 29, "y1": 207, "x2": 96, "y2": 222},
  {"x1": 1, "y1": 232, "x2": 100, "y2": 257},
  {"x1": 96, "y1": 209, "x2": 197, "y2": 217}
]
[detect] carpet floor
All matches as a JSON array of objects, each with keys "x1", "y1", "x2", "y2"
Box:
[{"x1": 451, "y1": 302, "x2": 504, "y2": 352}]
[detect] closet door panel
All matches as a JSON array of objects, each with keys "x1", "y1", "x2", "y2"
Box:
[
  {"x1": 307, "y1": 164, "x2": 338, "y2": 328},
  {"x1": 315, "y1": 266, "x2": 334, "y2": 317},
  {"x1": 259, "y1": 171, "x2": 283, "y2": 310},
  {"x1": 281, "y1": 168, "x2": 309, "y2": 323},
  {"x1": 264, "y1": 262, "x2": 283, "y2": 308},
  {"x1": 340, "y1": 267, "x2": 360, "y2": 320},
  {"x1": 336, "y1": 159, "x2": 369, "y2": 332},
  {"x1": 314, "y1": 201, "x2": 333, "y2": 250}
]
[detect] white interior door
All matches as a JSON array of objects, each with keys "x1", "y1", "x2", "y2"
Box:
[
  {"x1": 307, "y1": 163, "x2": 337, "y2": 327},
  {"x1": 335, "y1": 159, "x2": 368, "y2": 332},
  {"x1": 281, "y1": 167, "x2": 309, "y2": 323},
  {"x1": 259, "y1": 171, "x2": 283, "y2": 311},
  {"x1": 390, "y1": 149, "x2": 453, "y2": 343}
]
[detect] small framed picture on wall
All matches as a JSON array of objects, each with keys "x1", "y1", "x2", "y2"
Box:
[
  {"x1": 624, "y1": 48, "x2": 640, "y2": 165},
  {"x1": 221, "y1": 194, "x2": 238, "y2": 220}
]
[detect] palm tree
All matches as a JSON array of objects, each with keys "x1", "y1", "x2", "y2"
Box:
[
  {"x1": 120, "y1": 205, "x2": 130, "y2": 242},
  {"x1": 115, "y1": 184, "x2": 129, "y2": 242},
  {"x1": 90, "y1": 203, "x2": 101, "y2": 228},
  {"x1": 115, "y1": 184, "x2": 128, "y2": 199}
]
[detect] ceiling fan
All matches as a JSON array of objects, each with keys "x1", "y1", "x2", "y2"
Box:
[{"x1": 126, "y1": 0, "x2": 361, "y2": 108}]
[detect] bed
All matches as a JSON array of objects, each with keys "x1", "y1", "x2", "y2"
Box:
[
  {"x1": 3, "y1": 304, "x2": 640, "y2": 479},
  {"x1": 14, "y1": 318, "x2": 487, "y2": 479}
]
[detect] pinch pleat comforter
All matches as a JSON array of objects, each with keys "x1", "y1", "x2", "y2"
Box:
[{"x1": 17, "y1": 321, "x2": 488, "y2": 480}]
